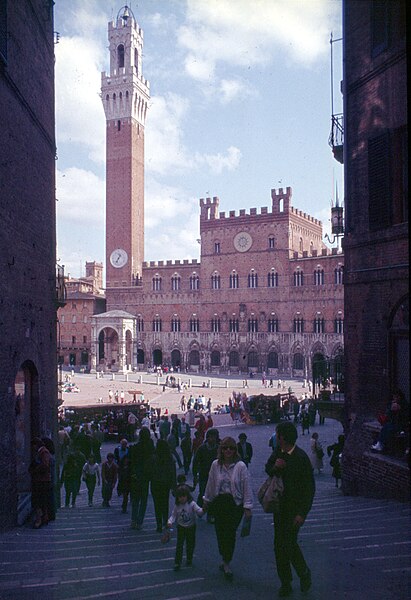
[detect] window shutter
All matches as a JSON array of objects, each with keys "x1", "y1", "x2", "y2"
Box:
[{"x1": 368, "y1": 133, "x2": 391, "y2": 230}]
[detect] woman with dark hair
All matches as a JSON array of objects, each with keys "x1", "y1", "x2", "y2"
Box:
[
  {"x1": 129, "y1": 427, "x2": 155, "y2": 530},
  {"x1": 203, "y1": 436, "x2": 252, "y2": 581},
  {"x1": 151, "y1": 439, "x2": 177, "y2": 532}
]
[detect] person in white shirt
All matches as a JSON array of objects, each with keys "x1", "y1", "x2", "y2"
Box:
[
  {"x1": 167, "y1": 485, "x2": 203, "y2": 571},
  {"x1": 203, "y1": 436, "x2": 253, "y2": 581},
  {"x1": 82, "y1": 455, "x2": 101, "y2": 507}
]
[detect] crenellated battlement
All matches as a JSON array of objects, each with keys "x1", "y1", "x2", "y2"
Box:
[
  {"x1": 200, "y1": 196, "x2": 220, "y2": 220},
  {"x1": 290, "y1": 206, "x2": 321, "y2": 225},
  {"x1": 143, "y1": 259, "x2": 199, "y2": 269},
  {"x1": 199, "y1": 187, "x2": 320, "y2": 225}
]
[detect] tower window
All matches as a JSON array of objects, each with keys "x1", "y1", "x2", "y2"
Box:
[
  {"x1": 117, "y1": 44, "x2": 125, "y2": 69},
  {"x1": 214, "y1": 242, "x2": 220, "y2": 254},
  {"x1": 117, "y1": 120, "x2": 121, "y2": 131},
  {"x1": 268, "y1": 236, "x2": 275, "y2": 249}
]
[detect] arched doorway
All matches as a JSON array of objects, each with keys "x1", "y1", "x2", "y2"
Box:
[
  {"x1": 312, "y1": 352, "x2": 327, "y2": 390},
  {"x1": 210, "y1": 350, "x2": 221, "y2": 367},
  {"x1": 98, "y1": 327, "x2": 119, "y2": 367},
  {"x1": 171, "y1": 349, "x2": 181, "y2": 369},
  {"x1": 189, "y1": 350, "x2": 200, "y2": 370},
  {"x1": 15, "y1": 361, "x2": 39, "y2": 494},
  {"x1": 267, "y1": 351, "x2": 279, "y2": 369},
  {"x1": 229, "y1": 351, "x2": 239, "y2": 367},
  {"x1": 153, "y1": 348, "x2": 163, "y2": 367},
  {"x1": 137, "y1": 349, "x2": 145, "y2": 365},
  {"x1": 247, "y1": 351, "x2": 259, "y2": 369}
]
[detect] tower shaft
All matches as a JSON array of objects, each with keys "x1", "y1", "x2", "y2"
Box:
[{"x1": 102, "y1": 9, "x2": 150, "y2": 287}]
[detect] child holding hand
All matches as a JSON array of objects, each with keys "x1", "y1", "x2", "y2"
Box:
[{"x1": 167, "y1": 485, "x2": 204, "y2": 571}]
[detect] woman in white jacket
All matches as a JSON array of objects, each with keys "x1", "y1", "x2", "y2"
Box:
[{"x1": 203, "y1": 436, "x2": 253, "y2": 581}]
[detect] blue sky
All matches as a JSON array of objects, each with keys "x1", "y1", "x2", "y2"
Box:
[{"x1": 54, "y1": 0, "x2": 343, "y2": 279}]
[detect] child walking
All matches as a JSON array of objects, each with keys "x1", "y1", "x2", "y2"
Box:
[
  {"x1": 167, "y1": 485, "x2": 204, "y2": 571},
  {"x1": 82, "y1": 455, "x2": 101, "y2": 506}
]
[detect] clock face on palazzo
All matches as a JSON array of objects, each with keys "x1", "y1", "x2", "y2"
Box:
[
  {"x1": 233, "y1": 231, "x2": 253, "y2": 252},
  {"x1": 110, "y1": 248, "x2": 128, "y2": 268}
]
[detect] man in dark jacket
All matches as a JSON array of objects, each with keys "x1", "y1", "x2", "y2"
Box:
[
  {"x1": 237, "y1": 433, "x2": 253, "y2": 467},
  {"x1": 265, "y1": 421, "x2": 315, "y2": 597},
  {"x1": 192, "y1": 428, "x2": 219, "y2": 510}
]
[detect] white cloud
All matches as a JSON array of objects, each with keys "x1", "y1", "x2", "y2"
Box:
[
  {"x1": 178, "y1": 0, "x2": 339, "y2": 86},
  {"x1": 145, "y1": 178, "x2": 200, "y2": 261},
  {"x1": 220, "y1": 79, "x2": 247, "y2": 104},
  {"x1": 196, "y1": 146, "x2": 242, "y2": 174},
  {"x1": 146, "y1": 93, "x2": 242, "y2": 176},
  {"x1": 56, "y1": 167, "x2": 105, "y2": 225},
  {"x1": 55, "y1": 35, "x2": 106, "y2": 165}
]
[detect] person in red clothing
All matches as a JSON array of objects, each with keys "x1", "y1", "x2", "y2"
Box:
[{"x1": 29, "y1": 438, "x2": 52, "y2": 528}]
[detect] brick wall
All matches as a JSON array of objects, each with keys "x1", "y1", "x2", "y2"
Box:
[{"x1": 0, "y1": 0, "x2": 57, "y2": 529}]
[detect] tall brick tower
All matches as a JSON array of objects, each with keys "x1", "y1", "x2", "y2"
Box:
[{"x1": 101, "y1": 6, "x2": 150, "y2": 288}]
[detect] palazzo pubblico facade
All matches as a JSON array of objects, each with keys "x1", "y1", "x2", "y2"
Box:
[{"x1": 69, "y1": 7, "x2": 345, "y2": 380}]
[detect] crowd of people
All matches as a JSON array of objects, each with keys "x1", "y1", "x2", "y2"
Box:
[{"x1": 29, "y1": 393, "x2": 356, "y2": 597}]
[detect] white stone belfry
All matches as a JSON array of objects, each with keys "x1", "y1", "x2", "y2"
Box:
[{"x1": 101, "y1": 6, "x2": 150, "y2": 125}]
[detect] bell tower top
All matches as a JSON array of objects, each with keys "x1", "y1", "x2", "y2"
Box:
[{"x1": 101, "y1": 4, "x2": 150, "y2": 125}]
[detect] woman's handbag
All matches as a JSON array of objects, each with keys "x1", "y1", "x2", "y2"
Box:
[
  {"x1": 240, "y1": 514, "x2": 252, "y2": 537},
  {"x1": 257, "y1": 475, "x2": 284, "y2": 513},
  {"x1": 316, "y1": 445, "x2": 324, "y2": 460}
]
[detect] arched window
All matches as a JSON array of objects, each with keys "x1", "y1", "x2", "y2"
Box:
[
  {"x1": 314, "y1": 269, "x2": 325, "y2": 285},
  {"x1": 313, "y1": 314, "x2": 325, "y2": 333},
  {"x1": 171, "y1": 275, "x2": 181, "y2": 291},
  {"x1": 293, "y1": 315, "x2": 304, "y2": 333},
  {"x1": 294, "y1": 270, "x2": 304, "y2": 286},
  {"x1": 190, "y1": 317, "x2": 200, "y2": 333},
  {"x1": 334, "y1": 313, "x2": 344, "y2": 333},
  {"x1": 268, "y1": 315, "x2": 279, "y2": 332},
  {"x1": 335, "y1": 266, "x2": 344, "y2": 284},
  {"x1": 117, "y1": 44, "x2": 125, "y2": 69},
  {"x1": 171, "y1": 317, "x2": 181, "y2": 332},
  {"x1": 211, "y1": 273, "x2": 221, "y2": 290},
  {"x1": 229, "y1": 272, "x2": 239, "y2": 289},
  {"x1": 136, "y1": 316, "x2": 144, "y2": 332},
  {"x1": 248, "y1": 270, "x2": 258, "y2": 288},
  {"x1": 229, "y1": 318, "x2": 239, "y2": 333},
  {"x1": 268, "y1": 269, "x2": 278, "y2": 287},
  {"x1": 152, "y1": 275, "x2": 162, "y2": 291},
  {"x1": 190, "y1": 274, "x2": 199, "y2": 290},
  {"x1": 211, "y1": 317, "x2": 220, "y2": 333},
  {"x1": 152, "y1": 316, "x2": 162, "y2": 332},
  {"x1": 248, "y1": 317, "x2": 258, "y2": 333}
]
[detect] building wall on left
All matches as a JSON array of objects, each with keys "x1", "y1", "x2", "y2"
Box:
[{"x1": 0, "y1": 0, "x2": 57, "y2": 529}]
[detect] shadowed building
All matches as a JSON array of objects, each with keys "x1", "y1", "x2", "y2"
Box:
[{"x1": 0, "y1": 0, "x2": 59, "y2": 528}]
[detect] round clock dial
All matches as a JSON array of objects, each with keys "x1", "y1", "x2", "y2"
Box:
[
  {"x1": 234, "y1": 231, "x2": 253, "y2": 253},
  {"x1": 110, "y1": 248, "x2": 128, "y2": 268}
]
